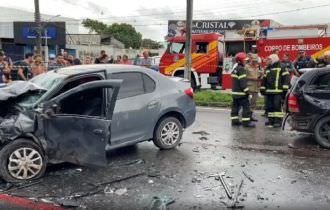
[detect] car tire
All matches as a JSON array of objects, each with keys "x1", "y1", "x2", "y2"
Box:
[
  {"x1": 314, "y1": 116, "x2": 330, "y2": 149},
  {"x1": 153, "y1": 117, "x2": 183, "y2": 150},
  {"x1": 0, "y1": 139, "x2": 46, "y2": 183}
]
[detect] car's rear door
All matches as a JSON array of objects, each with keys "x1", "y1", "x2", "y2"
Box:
[
  {"x1": 110, "y1": 72, "x2": 160, "y2": 145},
  {"x1": 303, "y1": 72, "x2": 330, "y2": 112},
  {"x1": 40, "y1": 80, "x2": 121, "y2": 166}
]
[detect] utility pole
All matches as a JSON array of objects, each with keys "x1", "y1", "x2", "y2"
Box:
[
  {"x1": 34, "y1": 0, "x2": 42, "y2": 55},
  {"x1": 184, "y1": 0, "x2": 193, "y2": 81}
]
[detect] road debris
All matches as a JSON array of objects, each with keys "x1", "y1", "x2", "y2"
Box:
[
  {"x1": 3, "y1": 180, "x2": 43, "y2": 192},
  {"x1": 115, "y1": 188, "x2": 127, "y2": 196},
  {"x1": 257, "y1": 195, "x2": 265, "y2": 200},
  {"x1": 218, "y1": 173, "x2": 233, "y2": 200},
  {"x1": 149, "y1": 196, "x2": 175, "y2": 210},
  {"x1": 192, "y1": 147, "x2": 200, "y2": 153},
  {"x1": 148, "y1": 180, "x2": 154, "y2": 184},
  {"x1": 192, "y1": 131, "x2": 210, "y2": 136},
  {"x1": 104, "y1": 185, "x2": 115, "y2": 194},
  {"x1": 55, "y1": 198, "x2": 80, "y2": 208},
  {"x1": 242, "y1": 171, "x2": 255, "y2": 183},
  {"x1": 124, "y1": 159, "x2": 145, "y2": 166},
  {"x1": 192, "y1": 177, "x2": 202, "y2": 183},
  {"x1": 199, "y1": 136, "x2": 208, "y2": 141},
  {"x1": 227, "y1": 179, "x2": 244, "y2": 208}
]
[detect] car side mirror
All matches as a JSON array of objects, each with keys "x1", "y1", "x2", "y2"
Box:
[{"x1": 42, "y1": 103, "x2": 58, "y2": 118}]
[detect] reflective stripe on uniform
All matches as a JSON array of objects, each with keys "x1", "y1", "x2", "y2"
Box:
[
  {"x1": 241, "y1": 118, "x2": 251, "y2": 121},
  {"x1": 265, "y1": 70, "x2": 270, "y2": 74},
  {"x1": 265, "y1": 89, "x2": 283, "y2": 93},
  {"x1": 231, "y1": 116, "x2": 239, "y2": 120},
  {"x1": 231, "y1": 74, "x2": 238, "y2": 78},
  {"x1": 232, "y1": 92, "x2": 247, "y2": 95},
  {"x1": 238, "y1": 74, "x2": 247, "y2": 79},
  {"x1": 274, "y1": 68, "x2": 281, "y2": 90},
  {"x1": 243, "y1": 88, "x2": 249, "y2": 92},
  {"x1": 282, "y1": 71, "x2": 289, "y2": 76},
  {"x1": 260, "y1": 86, "x2": 266, "y2": 90},
  {"x1": 283, "y1": 85, "x2": 289, "y2": 89},
  {"x1": 273, "y1": 112, "x2": 284, "y2": 118},
  {"x1": 268, "y1": 112, "x2": 284, "y2": 118}
]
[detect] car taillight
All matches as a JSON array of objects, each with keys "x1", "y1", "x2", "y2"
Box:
[
  {"x1": 288, "y1": 93, "x2": 299, "y2": 113},
  {"x1": 184, "y1": 88, "x2": 194, "y2": 98}
]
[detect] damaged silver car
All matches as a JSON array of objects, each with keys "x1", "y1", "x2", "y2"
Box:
[{"x1": 0, "y1": 65, "x2": 196, "y2": 182}]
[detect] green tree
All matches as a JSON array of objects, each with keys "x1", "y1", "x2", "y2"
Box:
[
  {"x1": 82, "y1": 19, "x2": 142, "y2": 49},
  {"x1": 82, "y1": 18, "x2": 107, "y2": 34},
  {"x1": 141, "y1": 38, "x2": 163, "y2": 49}
]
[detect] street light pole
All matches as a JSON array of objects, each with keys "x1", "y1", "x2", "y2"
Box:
[
  {"x1": 184, "y1": 0, "x2": 193, "y2": 82},
  {"x1": 44, "y1": 28, "x2": 48, "y2": 69},
  {"x1": 34, "y1": 0, "x2": 42, "y2": 55}
]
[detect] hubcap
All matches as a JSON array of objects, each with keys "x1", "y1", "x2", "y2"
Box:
[
  {"x1": 160, "y1": 121, "x2": 180, "y2": 146},
  {"x1": 8, "y1": 147, "x2": 43, "y2": 180}
]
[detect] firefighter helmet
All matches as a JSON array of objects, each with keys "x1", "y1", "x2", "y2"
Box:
[{"x1": 235, "y1": 52, "x2": 248, "y2": 63}]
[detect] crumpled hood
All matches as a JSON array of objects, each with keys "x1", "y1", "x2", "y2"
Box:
[
  {"x1": 0, "y1": 113, "x2": 35, "y2": 143},
  {"x1": 0, "y1": 81, "x2": 46, "y2": 101}
]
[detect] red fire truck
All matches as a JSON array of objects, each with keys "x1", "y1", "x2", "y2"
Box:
[
  {"x1": 159, "y1": 33, "x2": 224, "y2": 90},
  {"x1": 159, "y1": 33, "x2": 330, "y2": 89}
]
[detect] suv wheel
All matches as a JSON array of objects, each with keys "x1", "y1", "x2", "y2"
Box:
[
  {"x1": 153, "y1": 117, "x2": 183, "y2": 150},
  {"x1": 0, "y1": 139, "x2": 46, "y2": 183},
  {"x1": 314, "y1": 116, "x2": 330, "y2": 149}
]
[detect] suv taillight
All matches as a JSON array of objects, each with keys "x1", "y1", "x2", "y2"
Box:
[
  {"x1": 184, "y1": 88, "x2": 194, "y2": 98},
  {"x1": 288, "y1": 93, "x2": 299, "y2": 113}
]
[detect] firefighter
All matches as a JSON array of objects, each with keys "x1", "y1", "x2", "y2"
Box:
[
  {"x1": 260, "y1": 54, "x2": 290, "y2": 128},
  {"x1": 231, "y1": 52, "x2": 255, "y2": 128}
]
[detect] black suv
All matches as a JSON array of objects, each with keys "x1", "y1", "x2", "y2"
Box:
[{"x1": 283, "y1": 67, "x2": 330, "y2": 148}]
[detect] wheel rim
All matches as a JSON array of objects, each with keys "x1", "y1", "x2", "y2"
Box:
[
  {"x1": 319, "y1": 120, "x2": 330, "y2": 142},
  {"x1": 8, "y1": 147, "x2": 43, "y2": 180},
  {"x1": 160, "y1": 121, "x2": 180, "y2": 146}
]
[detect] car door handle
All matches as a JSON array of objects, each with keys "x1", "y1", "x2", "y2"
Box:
[{"x1": 93, "y1": 129, "x2": 104, "y2": 135}]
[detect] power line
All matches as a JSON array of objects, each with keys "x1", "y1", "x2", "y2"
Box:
[{"x1": 117, "y1": 3, "x2": 330, "y2": 27}]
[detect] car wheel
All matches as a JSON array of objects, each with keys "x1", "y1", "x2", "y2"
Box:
[
  {"x1": 153, "y1": 117, "x2": 183, "y2": 150},
  {"x1": 0, "y1": 139, "x2": 46, "y2": 183},
  {"x1": 314, "y1": 116, "x2": 330, "y2": 149}
]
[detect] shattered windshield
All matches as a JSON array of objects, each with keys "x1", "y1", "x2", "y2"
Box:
[{"x1": 16, "y1": 72, "x2": 66, "y2": 107}]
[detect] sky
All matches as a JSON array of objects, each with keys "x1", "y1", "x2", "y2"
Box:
[{"x1": 1, "y1": 0, "x2": 330, "y2": 41}]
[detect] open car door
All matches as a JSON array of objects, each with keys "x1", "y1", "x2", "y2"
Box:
[{"x1": 40, "y1": 80, "x2": 121, "y2": 166}]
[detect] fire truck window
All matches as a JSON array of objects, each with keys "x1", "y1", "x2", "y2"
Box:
[
  {"x1": 196, "y1": 42, "x2": 208, "y2": 53},
  {"x1": 170, "y1": 42, "x2": 185, "y2": 54}
]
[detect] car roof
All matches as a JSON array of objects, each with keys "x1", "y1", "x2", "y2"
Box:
[
  {"x1": 55, "y1": 64, "x2": 155, "y2": 76},
  {"x1": 300, "y1": 67, "x2": 330, "y2": 78}
]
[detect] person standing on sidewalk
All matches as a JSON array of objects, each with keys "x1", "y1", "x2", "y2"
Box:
[
  {"x1": 245, "y1": 54, "x2": 262, "y2": 121},
  {"x1": 260, "y1": 54, "x2": 290, "y2": 128},
  {"x1": 230, "y1": 52, "x2": 255, "y2": 128}
]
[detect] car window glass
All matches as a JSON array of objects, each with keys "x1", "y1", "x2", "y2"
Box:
[
  {"x1": 58, "y1": 87, "x2": 105, "y2": 117},
  {"x1": 312, "y1": 73, "x2": 330, "y2": 90},
  {"x1": 169, "y1": 42, "x2": 185, "y2": 54},
  {"x1": 111, "y1": 72, "x2": 144, "y2": 99},
  {"x1": 143, "y1": 74, "x2": 156, "y2": 93},
  {"x1": 53, "y1": 75, "x2": 102, "y2": 98},
  {"x1": 196, "y1": 42, "x2": 208, "y2": 53}
]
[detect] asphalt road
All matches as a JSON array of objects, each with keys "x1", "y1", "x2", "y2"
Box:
[{"x1": 0, "y1": 108, "x2": 330, "y2": 210}]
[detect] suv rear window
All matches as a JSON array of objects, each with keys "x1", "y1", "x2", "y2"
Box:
[{"x1": 311, "y1": 73, "x2": 330, "y2": 90}]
